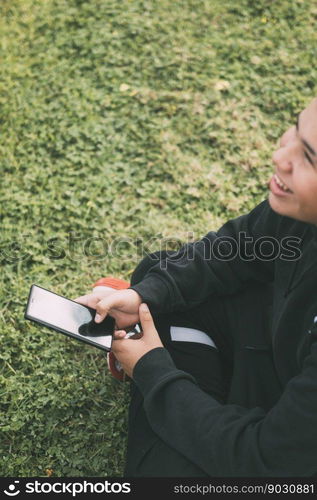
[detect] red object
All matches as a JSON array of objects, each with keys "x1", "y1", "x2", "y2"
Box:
[
  {"x1": 92, "y1": 277, "x2": 130, "y2": 290},
  {"x1": 93, "y1": 277, "x2": 130, "y2": 381},
  {"x1": 107, "y1": 351, "x2": 126, "y2": 382}
]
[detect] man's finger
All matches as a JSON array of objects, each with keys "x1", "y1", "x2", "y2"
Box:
[
  {"x1": 75, "y1": 294, "x2": 109, "y2": 323},
  {"x1": 113, "y1": 330, "x2": 127, "y2": 339},
  {"x1": 74, "y1": 294, "x2": 89, "y2": 304},
  {"x1": 94, "y1": 297, "x2": 112, "y2": 323},
  {"x1": 139, "y1": 303, "x2": 157, "y2": 335},
  {"x1": 74, "y1": 294, "x2": 99, "y2": 308}
]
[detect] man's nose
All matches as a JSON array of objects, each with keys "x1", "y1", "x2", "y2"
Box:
[{"x1": 272, "y1": 146, "x2": 293, "y2": 172}]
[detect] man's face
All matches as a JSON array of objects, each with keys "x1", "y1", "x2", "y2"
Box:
[{"x1": 268, "y1": 98, "x2": 317, "y2": 224}]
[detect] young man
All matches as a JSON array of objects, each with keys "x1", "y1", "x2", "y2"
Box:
[{"x1": 76, "y1": 97, "x2": 317, "y2": 476}]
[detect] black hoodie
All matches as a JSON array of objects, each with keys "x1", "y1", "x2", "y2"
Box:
[{"x1": 130, "y1": 199, "x2": 317, "y2": 476}]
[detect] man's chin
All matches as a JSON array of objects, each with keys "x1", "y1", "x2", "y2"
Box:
[
  {"x1": 268, "y1": 193, "x2": 315, "y2": 224},
  {"x1": 268, "y1": 192, "x2": 292, "y2": 218}
]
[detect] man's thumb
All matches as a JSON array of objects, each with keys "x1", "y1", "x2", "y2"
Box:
[{"x1": 139, "y1": 303, "x2": 156, "y2": 334}]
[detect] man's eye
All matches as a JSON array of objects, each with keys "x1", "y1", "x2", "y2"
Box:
[{"x1": 304, "y1": 151, "x2": 314, "y2": 166}]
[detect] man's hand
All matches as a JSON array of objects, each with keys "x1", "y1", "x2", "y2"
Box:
[
  {"x1": 74, "y1": 288, "x2": 142, "y2": 329},
  {"x1": 111, "y1": 303, "x2": 164, "y2": 378}
]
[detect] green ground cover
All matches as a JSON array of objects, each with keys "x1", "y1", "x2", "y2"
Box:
[{"x1": 0, "y1": 0, "x2": 316, "y2": 476}]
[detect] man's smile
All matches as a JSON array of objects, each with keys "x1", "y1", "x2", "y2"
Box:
[{"x1": 273, "y1": 173, "x2": 293, "y2": 193}]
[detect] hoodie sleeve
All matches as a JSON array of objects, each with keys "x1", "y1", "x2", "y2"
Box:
[
  {"x1": 130, "y1": 200, "x2": 293, "y2": 314},
  {"x1": 133, "y1": 344, "x2": 317, "y2": 477}
]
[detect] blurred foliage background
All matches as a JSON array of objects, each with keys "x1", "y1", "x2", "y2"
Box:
[{"x1": 0, "y1": 0, "x2": 316, "y2": 476}]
